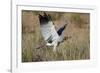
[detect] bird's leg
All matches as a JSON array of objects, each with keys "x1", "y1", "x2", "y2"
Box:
[
  {"x1": 46, "y1": 42, "x2": 58, "y2": 52},
  {"x1": 53, "y1": 42, "x2": 58, "y2": 52}
]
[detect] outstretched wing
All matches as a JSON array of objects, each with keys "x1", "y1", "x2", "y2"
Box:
[
  {"x1": 38, "y1": 13, "x2": 59, "y2": 43},
  {"x1": 57, "y1": 24, "x2": 67, "y2": 36}
]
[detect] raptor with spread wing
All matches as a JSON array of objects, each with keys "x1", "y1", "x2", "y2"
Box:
[{"x1": 38, "y1": 12, "x2": 67, "y2": 51}]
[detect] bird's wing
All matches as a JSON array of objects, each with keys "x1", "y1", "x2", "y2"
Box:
[
  {"x1": 57, "y1": 24, "x2": 67, "y2": 36},
  {"x1": 40, "y1": 21, "x2": 59, "y2": 43}
]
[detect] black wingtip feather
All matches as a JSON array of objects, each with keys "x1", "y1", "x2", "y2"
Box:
[{"x1": 57, "y1": 24, "x2": 68, "y2": 36}]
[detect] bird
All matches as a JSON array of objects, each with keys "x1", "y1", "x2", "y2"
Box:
[{"x1": 38, "y1": 12, "x2": 67, "y2": 51}]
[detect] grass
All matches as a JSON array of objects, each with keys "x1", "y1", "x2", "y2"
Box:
[
  {"x1": 22, "y1": 28, "x2": 90, "y2": 62},
  {"x1": 22, "y1": 11, "x2": 90, "y2": 62}
]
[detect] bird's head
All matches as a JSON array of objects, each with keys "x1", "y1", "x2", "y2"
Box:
[
  {"x1": 64, "y1": 35, "x2": 72, "y2": 41},
  {"x1": 63, "y1": 37, "x2": 67, "y2": 40}
]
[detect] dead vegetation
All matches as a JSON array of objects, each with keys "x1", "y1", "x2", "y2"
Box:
[{"x1": 22, "y1": 11, "x2": 90, "y2": 62}]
